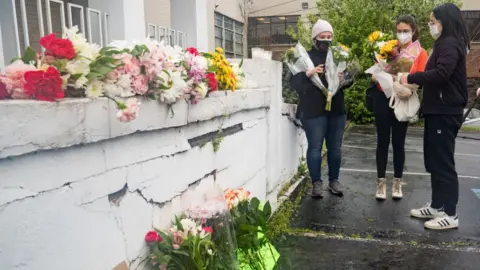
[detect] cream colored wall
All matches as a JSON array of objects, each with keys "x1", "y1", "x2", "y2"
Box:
[
  {"x1": 249, "y1": 0, "x2": 317, "y2": 17},
  {"x1": 462, "y1": 0, "x2": 480, "y2": 10},
  {"x1": 144, "y1": 0, "x2": 171, "y2": 28}
]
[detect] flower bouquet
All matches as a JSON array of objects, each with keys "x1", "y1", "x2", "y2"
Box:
[
  {"x1": 145, "y1": 217, "x2": 217, "y2": 269},
  {"x1": 284, "y1": 43, "x2": 328, "y2": 105},
  {"x1": 224, "y1": 188, "x2": 280, "y2": 270},
  {"x1": 185, "y1": 185, "x2": 240, "y2": 270},
  {"x1": 365, "y1": 31, "x2": 399, "y2": 98},
  {"x1": 211, "y1": 47, "x2": 237, "y2": 91},
  {"x1": 324, "y1": 43, "x2": 358, "y2": 111}
]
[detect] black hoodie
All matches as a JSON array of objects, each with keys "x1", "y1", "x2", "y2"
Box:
[
  {"x1": 289, "y1": 48, "x2": 353, "y2": 119},
  {"x1": 407, "y1": 36, "x2": 468, "y2": 115}
]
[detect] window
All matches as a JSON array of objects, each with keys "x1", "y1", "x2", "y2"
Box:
[
  {"x1": 3, "y1": 0, "x2": 108, "y2": 61},
  {"x1": 462, "y1": 11, "x2": 480, "y2": 42},
  {"x1": 248, "y1": 15, "x2": 299, "y2": 47},
  {"x1": 214, "y1": 12, "x2": 244, "y2": 58},
  {"x1": 147, "y1": 24, "x2": 157, "y2": 40}
]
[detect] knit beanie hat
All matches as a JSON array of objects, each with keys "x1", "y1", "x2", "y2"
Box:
[{"x1": 311, "y1": 19, "x2": 334, "y2": 40}]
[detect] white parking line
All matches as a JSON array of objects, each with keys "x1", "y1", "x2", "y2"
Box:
[
  {"x1": 343, "y1": 145, "x2": 480, "y2": 158},
  {"x1": 340, "y1": 168, "x2": 480, "y2": 180},
  {"x1": 349, "y1": 132, "x2": 480, "y2": 145}
]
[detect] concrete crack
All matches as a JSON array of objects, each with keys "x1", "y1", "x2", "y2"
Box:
[{"x1": 0, "y1": 182, "x2": 72, "y2": 208}]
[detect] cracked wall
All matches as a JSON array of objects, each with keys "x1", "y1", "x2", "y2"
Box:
[{"x1": 0, "y1": 59, "x2": 307, "y2": 270}]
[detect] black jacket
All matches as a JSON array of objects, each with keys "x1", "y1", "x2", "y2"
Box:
[
  {"x1": 408, "y1": 36, "x2": 468, "y2": 115},
  {"x1": 289, "y1": 49, "x2": 353, "y2": 119}
]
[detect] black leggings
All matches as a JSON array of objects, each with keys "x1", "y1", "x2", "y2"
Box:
[{"x1": 373, "y1": 89, "x2": 408, "y2": 179}]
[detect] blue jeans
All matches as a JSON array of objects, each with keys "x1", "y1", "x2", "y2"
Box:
[{"x1": 301, "y1": 115, "x2": 347, "y2": 183}]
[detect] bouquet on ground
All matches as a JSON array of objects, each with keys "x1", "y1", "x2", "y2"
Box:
[
  {"x1": 224, "y1": 188, "x2": 280, "y2": 270},
  {"x1": 185, "y1": 185, "x2": 240, "y2": 269},
  {"x1": 145, "y1": 217, "x2": 217, "y2": 269}
]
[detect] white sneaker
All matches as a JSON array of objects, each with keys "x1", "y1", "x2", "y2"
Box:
[
  {"x1": 392, "y1": 178, "x2": 403, "y2": 200},
  {"x1": 410, "y1": 203, "x2": 444, "y2": 219},
  {"x1": 375, "y1": 178, "x2": 387, "y2": 200},
  {"x1": 424, "y1": 213, "x2": 459, "y2": 230}
]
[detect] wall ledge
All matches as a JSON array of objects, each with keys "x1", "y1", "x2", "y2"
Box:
[{"x1": 0, "y1": 88, "x2": 270, "y2": 159}]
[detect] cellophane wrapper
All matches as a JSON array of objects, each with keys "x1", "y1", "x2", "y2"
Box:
[
  {"x1": 185, "y1": 182, "x2": 239, "y2": 270},
  {"x1": 284, "y1": 42, "x2": 328, "y2": 98}
]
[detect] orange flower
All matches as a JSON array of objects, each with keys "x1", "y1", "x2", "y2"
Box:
[{"x1": 224, "y1": 188, "x2": 251, "y2": 209}]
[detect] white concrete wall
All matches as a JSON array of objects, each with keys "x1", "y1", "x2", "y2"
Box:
[
  {"x1": 0, "y1": 59, "x2": 306, "y2": 270},
  {"x1": 88, "y1": 0, "x2": 127, "y2": 41},
  {"x1": 171, "y1": 0, "x2": 199, "y2": 49}
]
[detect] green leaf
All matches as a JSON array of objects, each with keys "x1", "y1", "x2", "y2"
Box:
[
  {"x1": 263, "y1": 201, "x2": 272, "y2": 219},
  {"x1": 239, "y1": 58, "x2": 244, "y2": 68},
  {"x1": 21, "y1": 47, "x2": 37, "y2": 64},
  {"x1": 250, "y1": 197, "x2": 260, "y2": 210}
]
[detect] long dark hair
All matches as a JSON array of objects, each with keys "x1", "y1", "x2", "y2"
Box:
[
  {"x1": 433, "y1": 3, "x2": 470, "y2": 52},
  {"x1": 396, "y1": 15, "x2": 419, "y2": 41}
]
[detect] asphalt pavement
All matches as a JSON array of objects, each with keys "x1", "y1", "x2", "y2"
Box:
[{"x1": 276, "y1": 125, "x2": 480, "y2": 270}]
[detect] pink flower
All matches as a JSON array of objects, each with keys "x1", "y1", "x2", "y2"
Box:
[
  {"x1": 172, "y1": 231, "x2": 184, "y2": 248},
  {"x1": 2, "y1": 60, "x2": 36, "y2": 99},
  {"x1": 132, "y1": 75, "x2": 149, "y2": 95},
  {"x1": 106, "y1": 70, "x2": 120, "y2": 81},
  {"x1": 116, "y1": 98, "x2": 140, "y2": 123}
]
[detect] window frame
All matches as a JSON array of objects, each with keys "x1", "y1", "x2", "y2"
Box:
[{"x1": 214, "y1": 12, "x2": 244, "y2": 58}]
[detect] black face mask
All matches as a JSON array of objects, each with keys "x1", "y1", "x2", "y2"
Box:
[{"x1": 315, "y1": 39, "x2": 331, "y2": 52}]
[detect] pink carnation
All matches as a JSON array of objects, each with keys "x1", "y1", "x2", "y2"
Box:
[
  {"x1": 116, "y1": 98, "x2": 140, "y2": 123},
  {"x1": 2, "y1": 60, "x2": 36, "y2": 99},
  {"x1": 132, "y1": 75, "x2": 149, "y2": 95}
]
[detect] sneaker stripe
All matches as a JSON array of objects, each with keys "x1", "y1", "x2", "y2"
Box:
[
  {"x1": 426, "y1": 208, "x2": 432, "y2": 216},
  {"x1": 420, "y1": 209, "x2": 426, "y2": 216},
  {"x1": 438, "y1": 220, "x2": 445, "y2": 227},
  {"x1": 445, "y1": 219, "x2": 450, "y2": 225}
]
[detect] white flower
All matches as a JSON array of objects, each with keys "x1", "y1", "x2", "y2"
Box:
[
  {"x1": 207, "y1": 249, "x2": 213, "y2": 256},
  {"x1": 117, "y1": 74, "x2": 132, "y2": 89},
  {"x1": 194, "y1": 56, "x2": 208, "y2": 71},
  {"x1": 195, "y1": 82, "x2": 208, "y2": 98},
  {"x1": 74, "y1": 76, "x2": 88, "y2": 89},
  {"x1": 376, "y1": 41, "x2": 386, "y2": 49},
  {"x1": 86, "y1": 81, "x2": 104, "y2": 98},
  {"x1": 180, "y1": 218, "x2": 198, "y2": 233},
  {"x1": 66, "y1": 59, "x2": 90, "y2": 76},
  {"x1": 109, "y1": 40, "x2": 135, "y2": 50},
  {"x1": 160, "y1": 71, "x2": 186, "y2": 104}
]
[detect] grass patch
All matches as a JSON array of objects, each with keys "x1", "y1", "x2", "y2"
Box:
[{"x1": 460, "y1": 125, "x2": 480, "y2": 132}]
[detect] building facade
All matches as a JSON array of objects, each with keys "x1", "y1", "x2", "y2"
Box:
[{"x1": 0, "y1": 0, "x2": 249, "y2": 69}]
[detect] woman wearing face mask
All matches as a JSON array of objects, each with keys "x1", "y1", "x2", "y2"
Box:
[
  {"x1": 290, "y1": 19, "x2": 354, "y2": 198},
  {"x1": 373, "y1": 15, "x2": 428, "y2": 201},
  {"x1": 400, "y1": 4, "x2": 469, "y2": 230}
]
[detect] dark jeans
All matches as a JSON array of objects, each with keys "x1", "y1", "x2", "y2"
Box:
[
  {"x1": 424, "y1": 114, "x2": 463, "y2": 216},
  {"x1": 301, "y1": 114, "x2": 347, "y2": 183},
  {"x1": 373, "y1": 90, "x2": 408, "y2": 179}
]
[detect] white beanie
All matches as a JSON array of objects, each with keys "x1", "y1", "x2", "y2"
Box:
[{"x1": 311, "y1": 19, "x2": 334, "y2": 40}]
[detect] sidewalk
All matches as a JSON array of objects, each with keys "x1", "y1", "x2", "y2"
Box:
[{"x1": 275, "y1": 126, "x2": 480, "y2": 269}]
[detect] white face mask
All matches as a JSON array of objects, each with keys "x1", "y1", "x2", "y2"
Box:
[
  {"x1": 429, "y1": 24, "x2": 441, "y2": 40},
  {"x1": 397, "y1": 32, "x2": 413, "y2": 45}
]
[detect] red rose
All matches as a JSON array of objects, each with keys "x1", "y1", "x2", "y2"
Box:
[
  {"x1": 206, "y1": 73, "x2": 218, "y2": 92},
  {"x1": 186, "y1": 47, "x2": 199, "y2": 56},
  {"x1": 202, "y1": 226, "x2": 213, "y2": 235},
  {"x1": 145, "y1": 230, "x2": 163, "y2": 243},
  {"x1": 24, "y1": 66, "x2": 64, "y2": 102},
  {"x1": 40, "y1": 33, "x2": 76, "y2": 60},
  {"x1": 0, "y1": 79, "x2": 8, "y2": 100}
]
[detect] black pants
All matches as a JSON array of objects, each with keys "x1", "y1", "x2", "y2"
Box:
[
  {"x1": 373, "y1": 90, "x2": 408, "y2": 179},
  {"x1": 424, "y1": 114, "x2": 463, "y2": 216}
]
